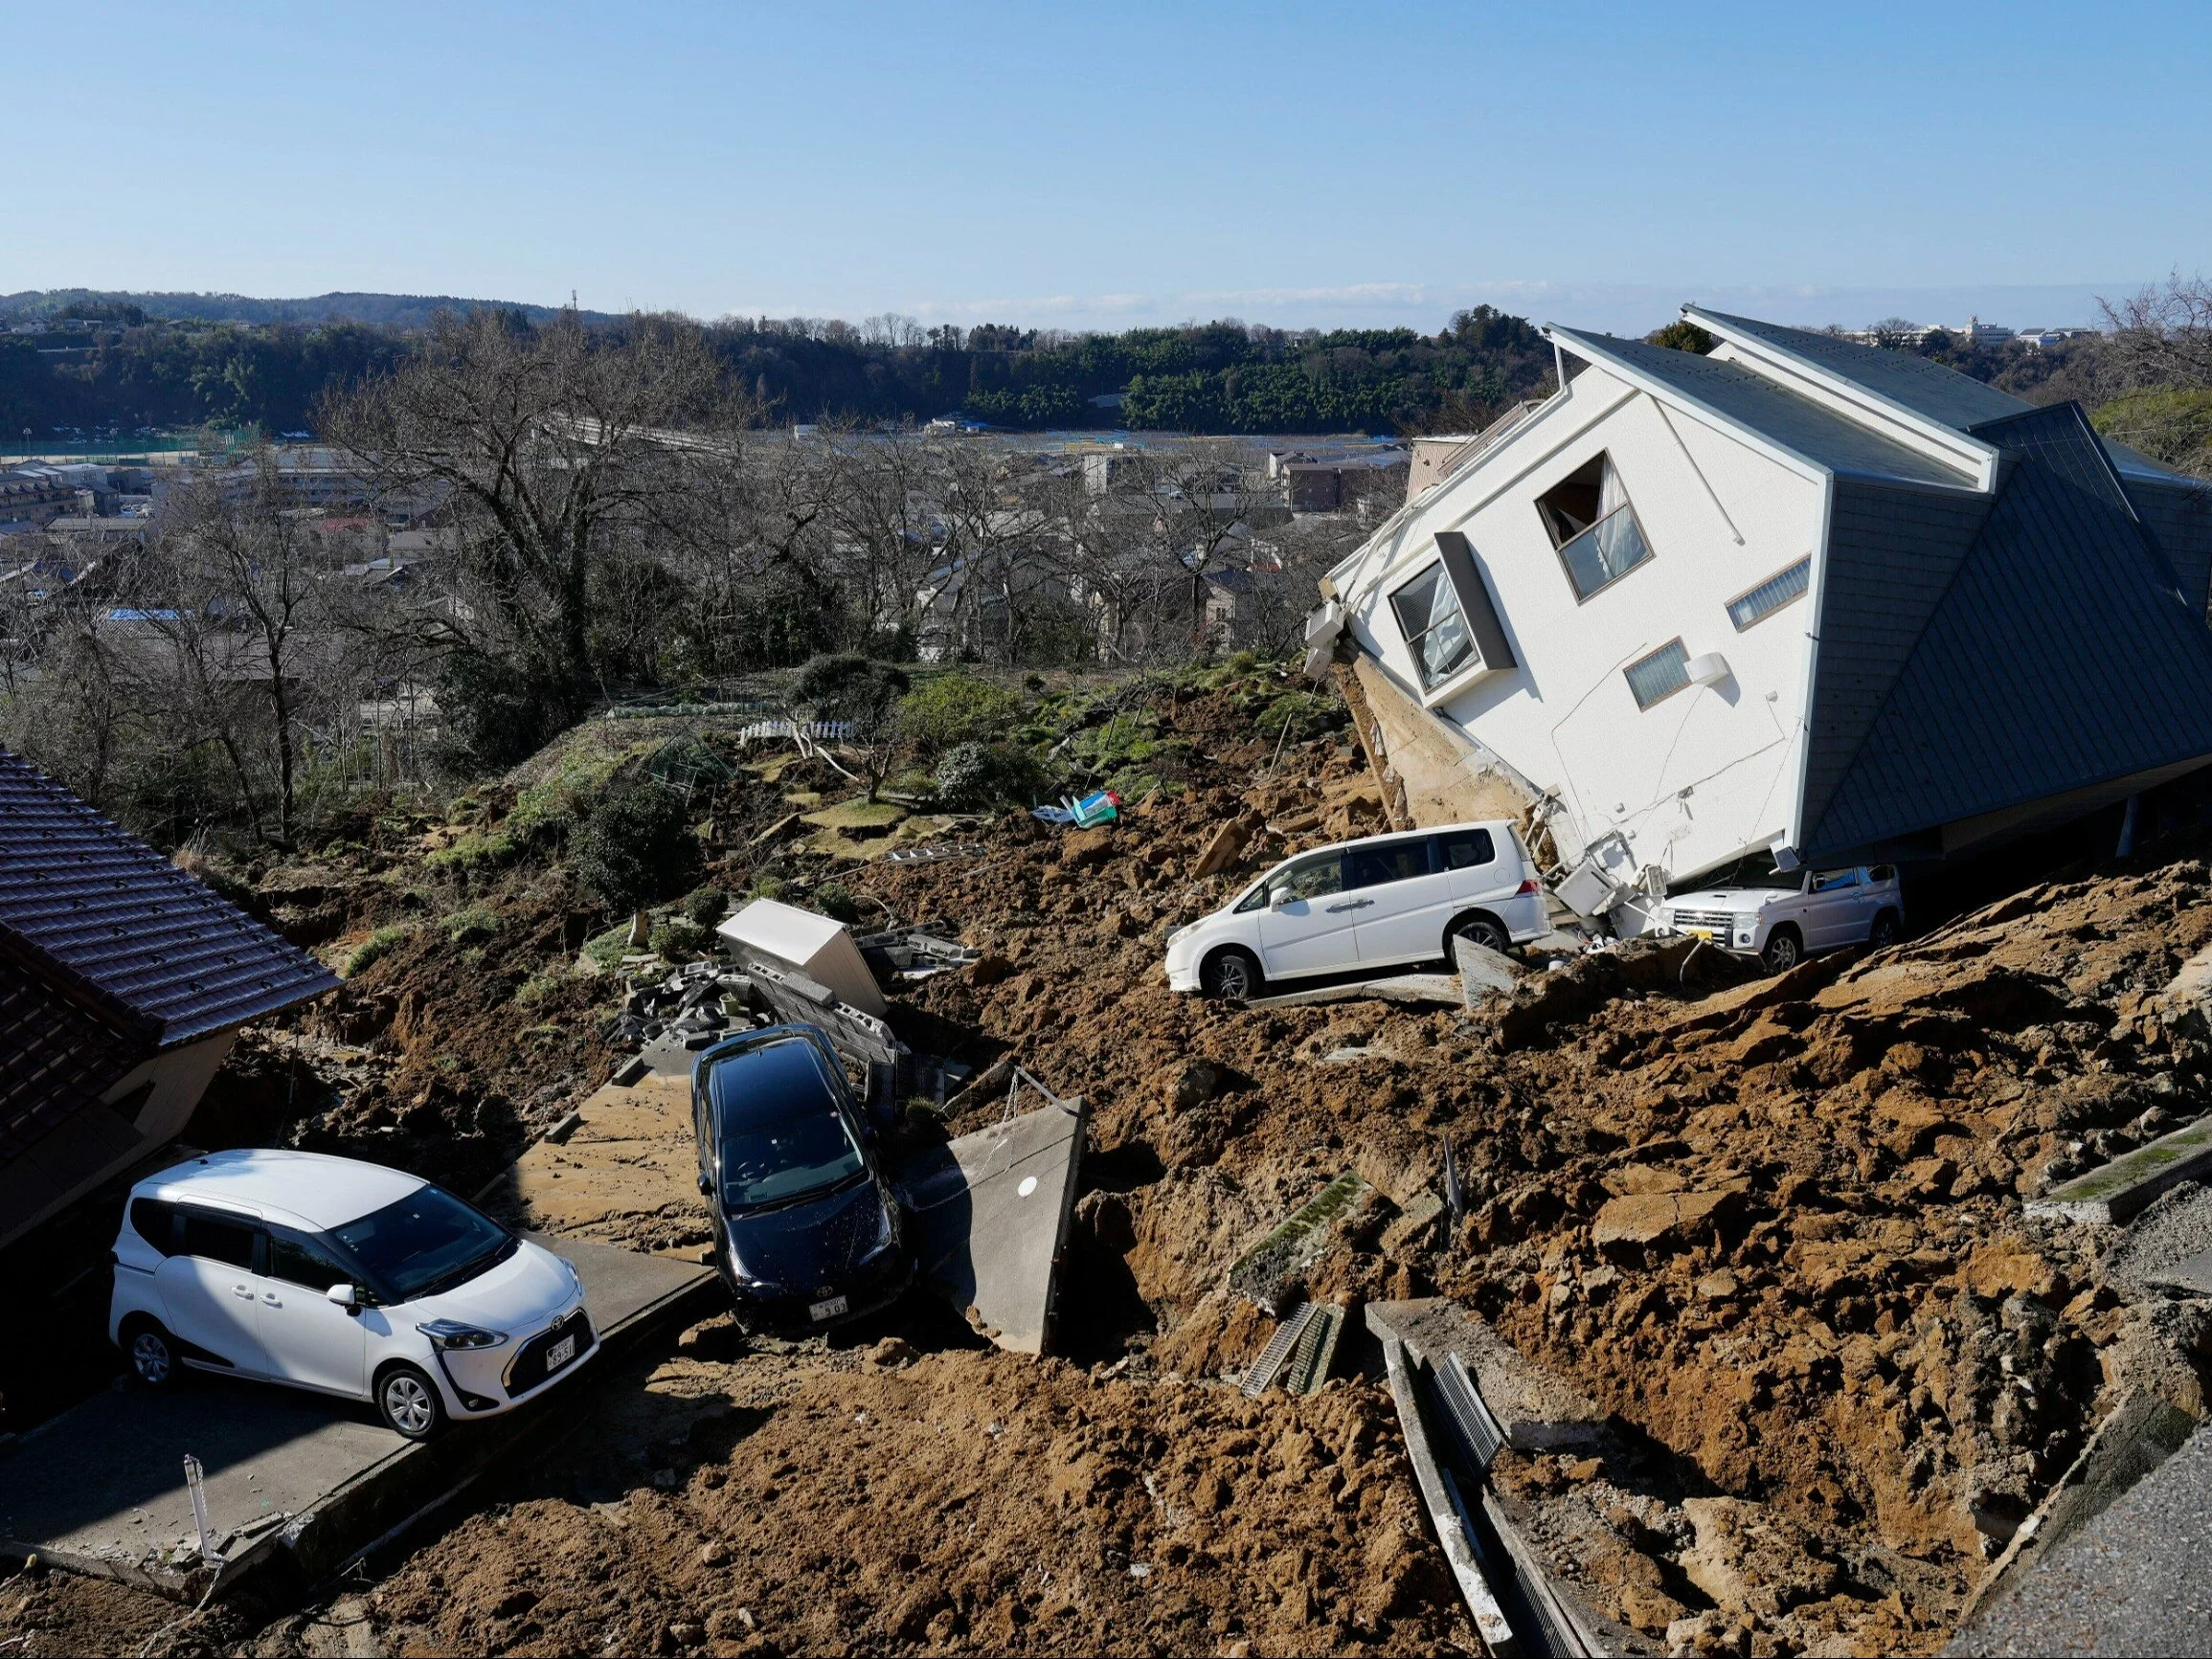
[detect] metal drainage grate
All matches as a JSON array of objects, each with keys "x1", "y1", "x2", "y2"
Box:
[
  {"x1": 1241, "y1": 1302, "x2": 1317, "y2": 1398},
  {"x1": 1283, "y1": 1302, "x2": 1345, "y2": 1395},
  {"x1": 1433, "y1": 1350, "x2": 1507, "y2": 1470}
]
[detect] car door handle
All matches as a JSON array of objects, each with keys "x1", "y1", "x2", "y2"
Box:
[
  {"x1": 231, "y1": 1285, "x2": 255, "y2": 1299},
  {"x1": 1325, "y1": 899, "x2": 1374, "y2": 912},
  {"x1": 261, "y1": 1290, "x2": 282, "y2": 1305}
]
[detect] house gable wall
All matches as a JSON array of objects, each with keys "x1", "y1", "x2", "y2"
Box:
[{"x1": 1339, "y1": 359, "x2": 1826, "y2": 886}]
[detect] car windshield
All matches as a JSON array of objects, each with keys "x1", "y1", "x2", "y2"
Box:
[
  {"x1": 721, "y1": 1103, "x2": 866, "y2": 1211},
  {"x1": 331, "y1": 1185, "x2": 514, "y2": 1302}
]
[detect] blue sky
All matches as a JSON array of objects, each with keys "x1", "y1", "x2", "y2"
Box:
[{"x1": 9, "y1": 0, "x2": 2208, "y2": 336}]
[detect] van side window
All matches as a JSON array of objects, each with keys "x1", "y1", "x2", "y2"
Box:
[
  {"x1": 1811, "y1": 868, "x2": 1861, "y2": 893},
  {"x1": 1434, "y1": 829, "x2": 1496, "y2": 870},
  {"x1": 1868, "y1": 864, "x2": 1896, "y2": 884},
  {"x1": 177, "y1": 1211, "x2": 258, "y2": 1269},
  {"x1": 1271, "y1": 853, "x2": 1344, "y2": 902},
  {"x1": 130, "y1": 1199, "x2": 177, "y2": 1255},
  {"x1": 266, "y1": 1229, "x2": 351, "y2": 1291},
  {"x1": 1344, "y1": 841, "x2": 1431, "y2": 890}
]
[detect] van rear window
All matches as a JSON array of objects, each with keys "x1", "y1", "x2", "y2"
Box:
[
  {"x1": 1434, "y1": 829, "x2": 1497, "y2": 870},
  {"x1": 129, "y1": 1198, "x2": 177, "y2": 1255}
]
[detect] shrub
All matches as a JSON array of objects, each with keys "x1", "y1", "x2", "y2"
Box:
[
  {"x1": 443, "y1": 906, "x2": 501, "y2": 946},
  {"x1": 684, "y1": 886, "x2": 729, "y2": 927},
  {"x1": 573, "y1": 779, "x2": 700, "y2": 917},
  {"x1": 649, "y1": 918, "x2": 717, "y2": 961},
  {"x1": 934, "y1": 741, "x2": 1050, "y2": 811},
  {"x1": 344, "y1": 925, "x2": 413, "y2": 977},
  {"x1": 812, "y1": 883, "x2": 860, "y2": 925},
  {"x1": 896, "y1": 672, "x2": 1024, "y2": 759}
]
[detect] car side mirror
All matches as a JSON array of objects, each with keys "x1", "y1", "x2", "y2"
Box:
[
  {"x1": 327, "y1": 1282, "x2": 359, "y2": 1310},
  {"x1": 1269, "y1": 888, "x2": 1292, "y2": 910},
  {"x1": 696, "y1": 1172, "x2": 712, "y2": 1197}
]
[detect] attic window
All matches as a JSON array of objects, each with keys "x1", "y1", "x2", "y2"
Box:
[
  {"x1": 1538, "y1": 453, "x2": 1652, "y2": 601},
  {"x1": 1727, "y1": 559, "x2": 1811, "y2": 631},
  {"x1": 1388, "y1": 564, "x2": 1476, "y2": 689},
  {"x1": 1624, "y1": 640, "x2": 1691, "y2": 709}
]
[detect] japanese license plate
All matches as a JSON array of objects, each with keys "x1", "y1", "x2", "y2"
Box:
[
  {"x1": 1682, "y1": 927, "x2": 1715, "y2": 941},
  {"x1": 546, "y1": 1333, "x2": 577, "y2": 1370},
  {"x1": 809, "y1": 1295, "x2": 848, "y2": 1322}
]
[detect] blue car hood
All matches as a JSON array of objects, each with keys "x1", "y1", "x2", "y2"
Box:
[{"x1": 723, "y1": 1177, "x2": 888, "y2": 1294}]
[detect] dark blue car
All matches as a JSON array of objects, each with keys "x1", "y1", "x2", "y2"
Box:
[{"x1": 690, "y1": 1024, "x2": 912, "y2": 1332}]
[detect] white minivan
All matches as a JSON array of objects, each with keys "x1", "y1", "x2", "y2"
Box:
[
  {"x1": 110, "y1": 1149, "x2": 595, "y2": 1440},
  {"x1": 1164, "y1": 819, "x2": 1548, "y2": 999}
]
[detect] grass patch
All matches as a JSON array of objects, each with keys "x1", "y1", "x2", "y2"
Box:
[
  {"x1": 581, "y1": 922, "x2": 636, "y2": 971},
  {"x1": 343, "y1": 925, "x2": 414, "y2": 978},
  {"x1": 443, "y1": 906, "x2": 502, "y2": 946},
  {"x1": 509, "y1": 744, "x2": 646, "y2": 839},
  {"x1": 801, "y1": 796, "x2": 909, "y2": 833},
  {"x1": 424, "y1": 831, "x2": 518, "y2": 872}
]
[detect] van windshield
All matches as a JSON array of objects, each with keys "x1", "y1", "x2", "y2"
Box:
[{"x1": 331, "y1": 1186, "x2": 515, "y2": 1302}]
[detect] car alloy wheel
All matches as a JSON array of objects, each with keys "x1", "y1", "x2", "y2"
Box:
[
  {"x1": 1870, "y1": 911, "x2": 1900, "y2": 949},
  {"x1": 380, "y1": 1368, "x2": 440, "y2": 1438},
  {"x1": 1762, "y1": 930, "x2": 1802, "y2": 974},
  {"x1": 131, "y1": 1328, "x2": 174, "y2": 1386},
  {"x1": 1204, "y1": 950, "x2": 1260, "y2": 1001},
  {"x1": 1450, "y1": 916, "x2": 1510, "y2": 954}
]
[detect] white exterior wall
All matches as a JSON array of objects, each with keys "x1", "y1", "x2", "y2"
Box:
[{"x1": 1339, "y1": 362, "x2": 1831, "y2": 891}]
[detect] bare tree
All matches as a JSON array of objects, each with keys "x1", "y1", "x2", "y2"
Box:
[{"x1": 2101, "y1": 274, "x2": 2212, "y2": 389}]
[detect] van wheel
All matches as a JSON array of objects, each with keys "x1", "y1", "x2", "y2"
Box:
[
  {"x1": 1760, "y1": 926, "x2": 1804, "y2": 975},
  {"x1": 1446, "y1": 913, "x2": 1511, "y2": 956},
  {"x1": 1869, "y1": 909, "x2": 1902, "y2": 949},
  {"x1": 1201, "y1": 948, "x2": 1263, "y2": 1001},
  {"x1": 376, "y1": 1363, "x2": 448, "y2": 1441},
  {"x1": 124, "y1": 1318, "x2": 181, "y2": 1389}
]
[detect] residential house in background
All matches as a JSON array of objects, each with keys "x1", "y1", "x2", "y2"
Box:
[
  {"x1": 0, "y1": 748, "x2": 337, "y2": 1247},
  {"x1": 1315, "y1": 306, "x2": 2212, "y2": 930}
]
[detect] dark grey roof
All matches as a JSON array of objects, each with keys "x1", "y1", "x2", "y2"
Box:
[
  {"x1": 1803, "y1": 404, "x2": 2212, "y2": 861},
  {"x1": 0, "y1": 748, "x2": 338, "y2": 1047},
  {"x1": 1548, "y1": 329, "x2": 1977, "y2": 489},
  {"x1": 1686, "y1": 307, "x2": 2033, "y2": 431},
  {"x1": 0, "y1": 945, "x2": 136, "y2": 1168},
  {"x1": 2132, "y1": 475, "x2": 2212, "y2": 617}
]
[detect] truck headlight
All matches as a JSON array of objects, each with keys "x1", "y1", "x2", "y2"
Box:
[{"x1": 417, "y1": 1319, "x2": 508, "y2": 1351}]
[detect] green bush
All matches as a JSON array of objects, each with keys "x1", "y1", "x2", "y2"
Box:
[
  {"x1": 812, "y1": 883, "x2": 860, "y2": 925},
  {"x1": 573, "y1": 779, "x2": 701, "y2": 917},
  {"x1": 344, "y1": 925, "x2": 414, "y2": 977},
  {"x1": 443, "y1": 906, "x2": 501, "y2": 946},
  {"x1": 684, "y1": 886, "x2": 729, "y2": 927},
  {"x1": 648, "y1": 918, "x2": 718, "y2": 961},
  {"x1": 896, "y1": 672, "x2": 1024, "y2": 758},
  {"x1": 934, "y1": 741, "x2": 1050, "y2": 810}
]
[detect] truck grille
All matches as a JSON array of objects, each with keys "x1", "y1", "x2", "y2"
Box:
[{"x1": 1669, "y1": 908, "x2": 1737, "y2": 934}]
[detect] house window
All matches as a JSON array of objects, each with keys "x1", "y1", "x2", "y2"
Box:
[
  {"x1": 1727, "y1": 558, "x2": 1811, "y2": 631},
  {"x1": 1624, "y1": 639, "x2": 1691, "y2": 709},
  {"x1": 1388, "y1": 563, "x2": 1476, "y2": 689},
  {"x1": 1538, "y1": 454, "x2": 1652, "y2": 601}
]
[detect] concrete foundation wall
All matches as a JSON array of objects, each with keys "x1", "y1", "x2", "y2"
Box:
[{"x1": 1344, "y1": 656, "x2": 1537, "y2": 832}]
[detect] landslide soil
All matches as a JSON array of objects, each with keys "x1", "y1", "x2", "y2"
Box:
[{"x1": 12, "y1": 675, "x2": 2212, "y2": 1658}]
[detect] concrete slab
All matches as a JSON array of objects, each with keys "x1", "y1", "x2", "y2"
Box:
[
  {"x1": 2146, "y1": 1247, "x2": 2212, "y2": 1293},
  {"x1": 1366, "y1": 1298, "x2": 1605, "y2": 1452},
  {"x1": 485, "y1": 1073, "x2": 710, "y2": 1258},
  {"x1": 0, "y1": 1236, "x2": 713, "y2": 1597},
  {"x1": 2028, "y1": 1112, "x2": 2212, "y2": 1224},
  {"x1": 1249, "y1": 972, "x2": 1463, "y2": 1010},
  {"x1": 1948, "y1": 1419, "x2": 2212, "y2": 1656},
  {"x1": 901, "y1": 1100, "x2": 1085, "y2": 1355}
]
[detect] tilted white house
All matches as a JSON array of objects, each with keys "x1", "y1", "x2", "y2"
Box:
[{"x1": 1317, "y1": 307, "x2": 2212, "y2": 927}]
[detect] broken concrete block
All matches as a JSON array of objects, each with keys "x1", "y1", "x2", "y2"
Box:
[
  {"x1": 1366, "y1": 1298, "x2": 1604, "y2": 1452},
  {"x1": 1190, "y1": 818, "x2": 1251, "y2": 879},
  {"x1": 1227, "y1": 1171, "x2": 1376, "y2": 1314},
  {"x1": 1453, "y1": 935, "x2": 1523, "y2": 1004},
  {"x1": 1378, "y1": 1191, "x2": 1445, "y2": 1256},
  {"x1": 2026, "y1": 1111, "x2": 2212, "y2": 1224}
]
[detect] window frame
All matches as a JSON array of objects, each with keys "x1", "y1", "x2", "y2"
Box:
[
  {"x1": 1538, "y1": 452, "x2": 1656, "y2": 605},
  {"x1": 1386, "y1": 560, "x2": 1478, "y2": 691},
  {"x1": 1343, "y1": 838, "x2": 1434, "y2": 892},
  {"x1": 1726, "y1": 557, "x2": 1812, "y2": 632},
  {"x1": 1623, "y1": 639, "x2": 1693, "y2": 711}
]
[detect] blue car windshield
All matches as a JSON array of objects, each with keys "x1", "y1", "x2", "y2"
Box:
[{"x1": 331, "y1": 1185, "x2": 514, "y2": 1302}]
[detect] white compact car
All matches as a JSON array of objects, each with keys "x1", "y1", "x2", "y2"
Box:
[
  {"x1": 1165, "y1": 819, "x2": 1548, "y2": 999},
  {"x1": 110, "y1": 1149, "x2": 595, "y2": 1441},
  {"x1": 1661, "y1": 863, "x2": 1905, "y2": 973}
]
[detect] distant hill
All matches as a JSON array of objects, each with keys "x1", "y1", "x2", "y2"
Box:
[{"x1": 0, "y1": 288, "x2": 621, "y2": 328}]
